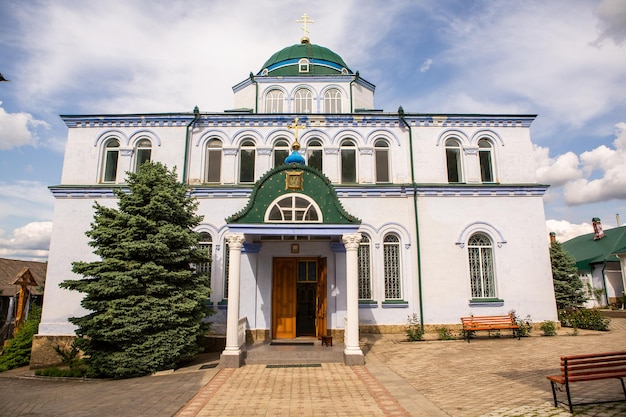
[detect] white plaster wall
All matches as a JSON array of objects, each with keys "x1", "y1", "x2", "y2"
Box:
[
  {"x1": 61, "y1": 125, "x2": 187, "y2": 185},
  {"x1": 38, "y1": 197, "x2": 117, "y2": 335}
]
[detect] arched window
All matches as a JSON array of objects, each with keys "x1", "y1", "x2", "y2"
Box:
[
  {"x1": 265, "y1": 89, "x2": 284, "y2": 113},
  {"x1": 239, "y1": 140, "x2": 256, "y2": 183},
  {"x1": 273, "y1": 139, "x2": 290, "y2": 167},
  {"x1": 101, "y1": 139, "x2": 120, "y2": 183},
  {"x1": 306, "y1": 139, "x2": 323, "y2": 172},
  {"x1": 358, "y1": 234, "x2": 372, "y2": 300},
  {"x1": 478, "y1": 139, "x2": 494, "y2": 183},
  {"x1": 468, "y1": 233, "x2": 496, "y2": 299},
  {"x1": 383, "y1": 234, "x2": 402, "y2": 300},
  {"x1": 445, "y1": 138, "x2": 463, "y2": 183},
  {"x1": 265, "y1": 194, "x2": 321, "y2": 222},
  {"x1": 374, "y1": 139, "x2": 390, "y2": 183},
  {"x1": 197, "y1": 232, "x2": 213, "y2": 289},
  {"x1": 205, "y1": 139, "x2": 222, "y2": 183},
  {"x1": 323, "y1": 88, "x2": 342, "y2": 113},
  {"x1": 298, "y1": 58, "x2": 310, "y2": 73},
  {"x1": 294, "y1": 88, "x2": 313, "y2": 113},
  {"x1": 340, "y1": 140, "x2": 357, "y2": 183},
  {"x1": 134, "y1": 139, "x2": 152, "y2": 172}
]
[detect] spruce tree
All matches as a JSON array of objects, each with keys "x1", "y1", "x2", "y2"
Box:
[
  {"x1": 549, "y1": 240, "x2": 586, "y2": 310},
  {"x1": 60, "y1": 162, "x2": 212, "y2": 378}
]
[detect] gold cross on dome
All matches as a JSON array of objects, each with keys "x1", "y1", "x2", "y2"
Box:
[
  {"x1": 296, "y1": 13, "x2": 314, "y2": 41},
  {"x1": 287, "y1": 117, "x2": 306, "y2": 148}
]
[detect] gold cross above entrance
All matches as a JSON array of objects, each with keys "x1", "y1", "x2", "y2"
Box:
[
  {"x1": 296, "y1": 13, "x2": 314, "y2": 41},
  {"x1": 287, "y1": 117, "x2": 306, "y2": 149}
]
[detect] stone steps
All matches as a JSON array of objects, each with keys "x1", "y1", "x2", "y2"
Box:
[{"x1": 243, "y1": 340, "x2": 344, "y2": 365}]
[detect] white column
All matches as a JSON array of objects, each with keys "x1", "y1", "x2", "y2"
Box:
[
  {"x1": 342, "y1": 233, "x2": 364, "y2": 365},
  {"x1": 221, "y1": 233, "x2": 245, "y2": 366}
]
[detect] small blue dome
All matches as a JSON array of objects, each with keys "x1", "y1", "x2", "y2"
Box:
[{"x1": 285, "y1": 150, "x2": 305, "y2": 165}]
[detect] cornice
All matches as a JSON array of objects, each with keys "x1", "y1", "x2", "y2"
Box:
[{"x1": 49, "y1": 183, "x2": 548, "y2": 199}]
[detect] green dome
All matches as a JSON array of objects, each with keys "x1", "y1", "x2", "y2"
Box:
[{"x1": 259, "y1": 42, "x2": 352, "y2": 76}]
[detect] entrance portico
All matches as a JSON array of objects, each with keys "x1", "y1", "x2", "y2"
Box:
[{"x1": 219, "y1": 227, "x2": 364, "y2": 368}]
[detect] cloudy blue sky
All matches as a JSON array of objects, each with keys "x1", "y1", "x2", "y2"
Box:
[{"x1": 1, "y1": 0, "x2": 626, "y2": 261}]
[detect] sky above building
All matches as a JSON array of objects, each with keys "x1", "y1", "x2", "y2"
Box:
[{"x1": 1, "y1": 0, "x2": 625, "y2": 261}]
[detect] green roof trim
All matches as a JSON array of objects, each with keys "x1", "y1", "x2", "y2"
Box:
[
  {"x1": 226, "y1": 163, "x2": 360, "y2": 225},
  {"x1": 562, "y1": 225, "x2": 626, "y2": 271}
]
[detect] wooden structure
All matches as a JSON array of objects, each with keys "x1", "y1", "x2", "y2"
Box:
[
  {"x1": 460, "y1": 314, "x2": 520, "y2": 342},
  {"x1": 547, "y1": 351, "x2": 626, "y2": 412}
]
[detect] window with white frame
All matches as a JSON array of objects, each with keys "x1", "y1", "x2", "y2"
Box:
[
  {"x1": 358, "y1": 234, "x2": 372, "y2": 300},
  {"x1": 102, "y1": 139, "x2": 120, "y2": 183},
  {"x1": 445, "y1": 138, "x2": 463, "y2": 183},
  {"x1": 265, "y1": 89, "x2": 284, "y2": 113},
  {"x1": 298, "y1": 58, "x2": 310, "y2": 73},
  {"x1": 468, "y1": 233, "x2": 496, "y2": 299},
  {"x1": 197, "y1": 232, "x2": 212, "y2": 289},
  {"x1": 323, "y1": 88, "x2": 341, "y2": 113},
  {"x1": 265, "y1": 194, "x2": 321, "y2": 222},
  {"x1": 273, "y1": 139, "x2": 290, "y2": 167},
  {"x1": 340, "y1": 140, "x2": 357, "y2": 183},
  {"x1": 374, "y1": 139, "x2": 390, "y2": 183},
  {"x1": 478, "y1": 139, "x2": 494, "y2": 183},
  {"x1": 134, "y1": 139, "x2": 152, "y2": 172},
  {"x1": 239, "y1": 140, "x2": 256, "y2": 183},
  {"x1": 383, "y1": 234, "x2": 402, "y2": 300},
  {"x1": 306, "y1": 139, "x2": 323, "y2": 172},
  {"x1": 294, "y1": 88, "x2": 313, "y2": 113},
  {"x1": 205, "y1": 139, "x2": 222, "y2": 183}
]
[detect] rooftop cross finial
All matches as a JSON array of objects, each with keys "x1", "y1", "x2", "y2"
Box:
[
  {"x1": 287, "y1": 117, "x2": 306, "y2": 150},
  {"x1": 296, "y1": 13, "x2": 314, "y2": 43}
]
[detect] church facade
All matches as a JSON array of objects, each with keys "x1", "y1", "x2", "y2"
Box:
[{"x1": 34, "y1": 33, "x2": 557, "y2": 367}]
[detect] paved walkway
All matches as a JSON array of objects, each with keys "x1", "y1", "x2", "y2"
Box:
[{"x1": 1, "y1": 317, "x2": 625, "y2": 417}]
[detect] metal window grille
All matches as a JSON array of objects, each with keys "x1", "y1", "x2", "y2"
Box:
[
  {"x1": 468, "y1": 233, "x2": 495, "y2": 298},
  {"x1": 358, "y1": 235, "x2": 372, "y2": 300},
  {"x1": 198, "y1": 234, "x2": 212, "y2": 289},
  {"x1": 383, "y1": 234, "x2": 402, "y2": 300}
]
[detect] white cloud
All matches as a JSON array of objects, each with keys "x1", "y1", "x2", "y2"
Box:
[
  {"x1": 0, "y1": 103, "x2": 50, "y2": 149},
  {"x1": 546, "y1": 219, "x2": 602, "y2": 243},
  {"x1": 563, "y1": 123, "x2": 626, "y2": 205},
  {"x1": 593, "y1": 0, "x2": 626, "y2": 45},
  {"x1": 0, "y1": 221, "x2": 52, "y2": 261},
  {"x1": 417, "y1": 1, "x2": 626, "y2": 133},
  {"x1": 0, "y1": 181, "x2": 55, "y2": 223},
  {"x1": 534, "y1": 145, "x2": 582, "y2": 187},
  {"x1": 419, "y1": 58, "x2": 433, "y2": 73}
]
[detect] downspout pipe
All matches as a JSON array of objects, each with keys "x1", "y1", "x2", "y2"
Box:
[
  {"x1": 182, "y1": 106, "x2": 200, "y2": 184},
  {"x1": 399, "y1": 106, "x2": 424, "y2": 328},
  {"x1": 249, "y1": 72, "x2": 258, "y2": 113},
  {"x1": 349, "y1": 71, "x2": 359, "y2": 113}
]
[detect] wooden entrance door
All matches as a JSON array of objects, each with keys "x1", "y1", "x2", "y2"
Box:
[
  {"x1": 272, "y1": 258, "x2": 297, "y2": 339},
  {"x1": 272, "y1": 257, "x2": 327, "y2": 339}
]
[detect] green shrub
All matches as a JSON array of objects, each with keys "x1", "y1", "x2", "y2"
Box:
[
  {"x1": 512, "y1": 312, "x2": 532, "y2": 337},
  {"x1": 405, "y1": 314, "x2": 424, "y2": 342},
  {"x1": 558, "y1": 308, "x2": 610, "y2": 331},
  {"x1": 0, "y1": 306, "x2": 41, "y2": 372},
  {"x1": 436, "y1": 326, "x2": 455, "y2": 340},
  {"x1": 540, "y1": 320, "x2": 557, "y2": 336}
]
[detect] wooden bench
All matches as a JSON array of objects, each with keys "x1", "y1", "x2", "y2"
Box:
[
  {"x1": 547, "y1": 351, "x2": 626, "y2": 413},
  {"x1": 460, "y1": 314, "x2": 520, "y2": 342}
]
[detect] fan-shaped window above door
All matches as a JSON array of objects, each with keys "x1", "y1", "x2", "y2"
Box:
[{"x1": 265, "y1": 194, "x2": 322, "y2": 223}]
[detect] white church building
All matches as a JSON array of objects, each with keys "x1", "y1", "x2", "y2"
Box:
[{"x1": 33, "y1": 25, "x2": 557, "y2": 367}]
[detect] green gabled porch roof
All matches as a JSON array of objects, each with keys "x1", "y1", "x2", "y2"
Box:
[
  {"x1": 562, "y1": 225, "x2": 626, "y2": 271},
  {"x1": 226, "y1": 163, "x2": 359, "y2": 225}
]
